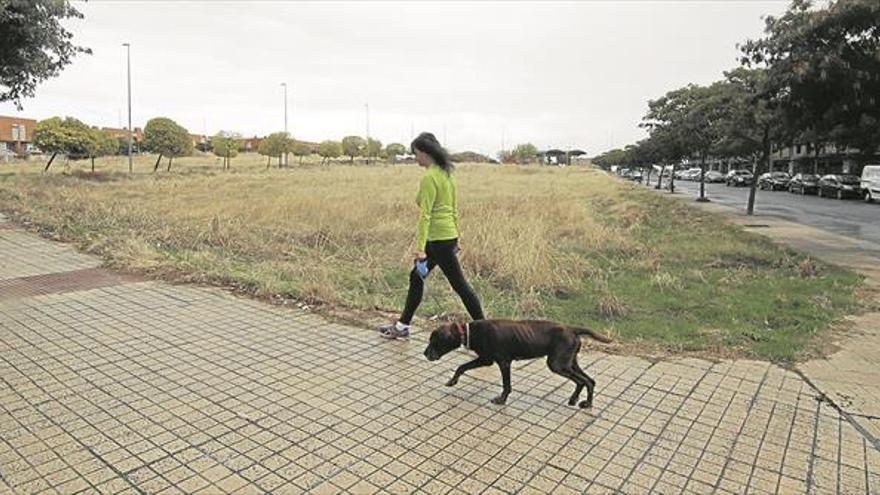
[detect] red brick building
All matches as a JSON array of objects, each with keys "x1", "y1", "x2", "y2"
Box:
[
  {"x1": 0, "y1": 115, "x2": 37, "y2": 157},
  {"x1": 190, "y1": 134, "x2": 208, "y2": 149},
  {"x1": 242, "y1": 136, "x2": 262, "y2": 152},
  {"x1": 102, "y1": 126, "x2": 144, "y2": 151}
]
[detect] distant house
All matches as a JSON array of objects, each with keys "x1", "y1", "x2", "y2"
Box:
[
  {"x1": 242, "y1": 136, "x2": 262, "y2": 152},
  {"x1": 102, "y1": 126, "x2": 144, "y2": 152},
  {"x1": 0, "y1": 115, "x2": 37, "y2": 157},
  {"x1": 298, "y1": 140, "x2": 320, "y2": 153},
  {"x1": 190, "y1": 134, "x2": 208, "y2": 151}
]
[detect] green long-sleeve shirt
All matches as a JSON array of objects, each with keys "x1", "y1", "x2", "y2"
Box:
[{"x1": 415, "y1": 165, "x2": 458, "y2": 251}]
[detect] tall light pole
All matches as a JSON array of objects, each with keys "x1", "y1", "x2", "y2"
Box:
[
  {"x1": 123, "y1": 43, "x2": 132, "y2": 174},
  {"x1": 365, "y1": 103, "x2": 370, "y2": 165},
  {"x1": 501, "y1": 126, "x2": 506, "y2": 160},
  {"x1": 281, "y1": 82, "x2": 288, "y2": 167}
]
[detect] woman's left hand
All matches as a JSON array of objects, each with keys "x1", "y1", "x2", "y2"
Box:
[{"x1": 413, "y1": 251, "x2": 427, "y2": 260}]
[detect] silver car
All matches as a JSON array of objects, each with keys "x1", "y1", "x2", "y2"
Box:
[{"x1": 860, "y1": 165, "x2": 879, "y2": 203}]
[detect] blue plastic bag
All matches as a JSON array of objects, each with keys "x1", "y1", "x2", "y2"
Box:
[{"x1": 415, "y1": 259, "x2": 429, "y2": 279}]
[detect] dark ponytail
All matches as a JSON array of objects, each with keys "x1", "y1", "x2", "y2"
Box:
[{"x1": 411, "y1": 132, "x2": 454, "y2": 173}]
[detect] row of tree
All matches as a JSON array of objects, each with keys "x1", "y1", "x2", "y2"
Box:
[
  {"x1": 32, "y1": 112, "x2": 527, "y2": 171},
  {"x1": 30, "y1": 114, "x2": 419, "y2": 171},
  {"x1": 594, "y1": 0, "x2": 879, "y2": 214},
  {"x1": 259, "y1": 135, "x2": 410, "y2": 167},
  {"x1": 33, "y1": 117, "x2": 118, "y2": 172},
  {"x1": 32, "y1": 115, "x2": 196, "y2": 172}
]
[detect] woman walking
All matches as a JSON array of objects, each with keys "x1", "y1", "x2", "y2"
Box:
[{"x1": 378, "y1": 132, "x2": 485, "y2": 339}]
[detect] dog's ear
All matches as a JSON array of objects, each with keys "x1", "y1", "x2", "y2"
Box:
[
  {"x1": 442, "y1": 323, "x2": 455, "y2": 336},
  {"x1": 431, "y1": 323, "x2": 452, "y2": 339}
]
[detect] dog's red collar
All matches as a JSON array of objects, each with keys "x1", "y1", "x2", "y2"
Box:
[{"x1": 454, "y1": 322, "x2": 470, "y2": 350}]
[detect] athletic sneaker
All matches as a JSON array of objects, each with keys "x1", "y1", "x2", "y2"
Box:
[{"x1": 378, "y1": 321, "x2": 410, "y2": 339}]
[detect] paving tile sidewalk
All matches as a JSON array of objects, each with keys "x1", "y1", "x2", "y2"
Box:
[
  {"x1": 686, "y1": 199, "x2": 880, "y2": 446},
  {"x1": 1, "y1": 212, "x2": 878, "y2": 494}
]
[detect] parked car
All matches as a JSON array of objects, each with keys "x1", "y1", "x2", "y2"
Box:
[
  {"x1": 704, "y1": 171, "x2": 725, "y2": 183},
  {"x1": 726, "y1": 169, "x2": 754, "y2": 187},
  {"x1": 861, "y1": 165, "x2": 880, "y2": 203},
  {"x1": 675, "y1": 167, "x2": 700, "y2": 181},
  {"x1": 628, "y1": 169, "x2": 643, "y2": 182},
  {"x1": 788, "y1": 173, "x2": 820, "y2": 195},
  {"x1": 757, "y1": 171, "x2": 791, "y2": 191},
  {"x1": 817, "y1": 174, "x2": 862, "y2": 199}
]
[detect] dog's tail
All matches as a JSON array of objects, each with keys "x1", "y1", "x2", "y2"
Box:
[{"x1": 571, "y1": 326, "x2": 613, "y2": 343}]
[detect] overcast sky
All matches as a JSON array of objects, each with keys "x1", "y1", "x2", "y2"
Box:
[{"x1": 1, "y1": 0, "x2": 789, "y2": 157}]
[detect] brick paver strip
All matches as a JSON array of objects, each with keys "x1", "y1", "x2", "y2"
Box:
[
  {"x1": 0, "y1": 223, "x2": 878, "y2": 493},
  {"x1": 0, "y1": 267, "x2": 142, "y2": 301}
]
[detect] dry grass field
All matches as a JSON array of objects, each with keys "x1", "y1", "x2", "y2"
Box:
[{"x1": 0, "y1": 153, "x2": 863, "y2": 361}]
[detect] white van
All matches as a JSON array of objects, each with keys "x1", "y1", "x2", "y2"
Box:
[{"x1": 862, "y1": 165, "x2": 880, "y2": 203}]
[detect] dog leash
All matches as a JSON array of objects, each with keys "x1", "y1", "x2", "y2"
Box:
[{"x1": 461, "y1": 322, "x2": 470, "y2": 351}]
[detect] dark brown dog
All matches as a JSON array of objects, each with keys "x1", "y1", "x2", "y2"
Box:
[{"x1": 423, "y1": 319, "x2": 612, "y2": 407}]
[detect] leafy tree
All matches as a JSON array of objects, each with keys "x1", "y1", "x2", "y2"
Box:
[
  {"x1": 622, "y1": 138, "x2": 665, "y2": 185},
  {"x1": 258, "y1": 132, "x2": 290, "y2": 168},
  {"x1": 257, "y1": 138, "x2": 274, "y2": 168},
  {"x1": 318, "y1": 140, "x2": 342, "y2": 165},
  {"x1": 365, "y1": 138, "x2": 382, "y2": 163},
  {"x1": 717, "y1": 67, "x2": 788, "y2": 215},
  {"x1": 32, "y1": 116, "x2": 91, "y2": 171},
  {"x1": 642, "y1": 83, "x2": 732, "y2": 199},
  {"x1": 99, "y1": 130, "x2": 118, "y2": 156},
  {"x1": 652, "y1": 126, "x2": 687, "y2": 191},
  {"x1": 84, "y1": 129, "x2": 117, "y2": 172},
  {"x1": 341, "y1": 136, "x2": 366, "y2": 163},
  {"x1": 114, "y1": 136, "x2": 128, "y2": 155},
  {"x1": 212, "y1": 131, "x2": 241, "y2": 170},
  {"x1": 384, "y1": 143, "x2": 407, "y2": 161},
  {"x1": 32, "y1": 117, "x2": 65, "y2": 169},
  {"x1": 291, "y1": 141, "x2": 312, "y2": 165},
  {"x1": 512, "y1": 143, "x2": 538, "y2": 164},
  {"x1": 143, "y1": 117, "x2": 192, "y2": 172},
  {"x1": 741, "y1": 0, "x2": 880, "y2": 164},
  {"x1": 592, "y1": 148, "x2": 627, "y2": 170},
  {"x1": 0, "y1": 0, "x2": 91, "y2": 109}
]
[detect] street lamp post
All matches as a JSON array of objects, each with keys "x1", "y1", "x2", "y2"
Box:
[
  {"x1": 123, "y1": 43, "x2": 132, "y2": 174},
  {"x1": 501, "y1": 127, "x2": 505, "y2": 161},
  {"x1": 281, "y1": 82, "x2": 288, "y2": 167},
  {"x1": 365, "y1": 103, "x2": 370, "y2": 165}
]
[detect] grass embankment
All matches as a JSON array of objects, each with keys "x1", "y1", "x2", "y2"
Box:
[{"x1": 0, "y1": 154, "x2": 862, "y2": 361}]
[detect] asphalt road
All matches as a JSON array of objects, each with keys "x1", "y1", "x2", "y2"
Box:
[{"x1": 665, "y1": 179, "x2": 880, "y2": 247}]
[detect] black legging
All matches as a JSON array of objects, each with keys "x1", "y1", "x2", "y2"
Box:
[{"x1": 399, "y1": 238, "x2": 484, "y2": 324}]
